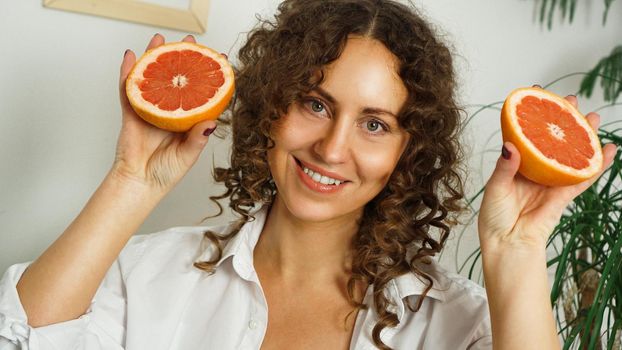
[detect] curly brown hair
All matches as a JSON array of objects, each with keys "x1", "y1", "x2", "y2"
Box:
[{"x1": 194, "y1": 1, "x2": 468, "y2": 349}]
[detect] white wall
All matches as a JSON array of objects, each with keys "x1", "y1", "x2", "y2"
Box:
[{"x1": 1, "y1": 0, "x2": 621, "y2": 277}]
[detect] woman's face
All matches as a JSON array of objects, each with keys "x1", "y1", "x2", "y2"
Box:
[{"x1": 267, "y1": 36, "x2": 410, "y2": 223}]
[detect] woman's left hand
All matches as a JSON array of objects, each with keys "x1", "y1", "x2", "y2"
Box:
[{"x1": 478, "y1": 95, "x2": 618, "y2": 254}]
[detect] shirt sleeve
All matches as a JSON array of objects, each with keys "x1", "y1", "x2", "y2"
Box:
[{"x1": 0, "y1": 257, "x2": 131, "y2": 350}]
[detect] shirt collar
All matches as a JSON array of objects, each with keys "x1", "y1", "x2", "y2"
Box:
[
  {"x1": 203, "y1": 205, "x2": 448, "y2": 309},
  {"x1": 387, "y1": 259, "x2": 448, "y2": 322},
  {"x1": 203, "y1": 205, "x2": 267, "y2": 281}
]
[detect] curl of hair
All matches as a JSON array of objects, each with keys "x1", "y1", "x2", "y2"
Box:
[{"x1": 194, "y1": 1, "x2": 468, "y2": 349}]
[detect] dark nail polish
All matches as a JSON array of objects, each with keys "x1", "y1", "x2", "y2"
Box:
[
  {"x1": 203, "y1": 127, "x2": 216, "y2": 136},
  {"x1": 501, "y1": 146, "x2": 511, "y2": 160}
]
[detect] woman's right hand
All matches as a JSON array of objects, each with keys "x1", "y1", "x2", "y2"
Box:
[
  {"x1": 111, "y1": 33, "x2": 217, "y2": 192},
  {"x1": 15, "y1": 34, "x2": 221, "y2": 328}
]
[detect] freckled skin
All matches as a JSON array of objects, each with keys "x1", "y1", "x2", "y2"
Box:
[{"x1": 267, "y1": 36, "x2": 410, "y2": 224}]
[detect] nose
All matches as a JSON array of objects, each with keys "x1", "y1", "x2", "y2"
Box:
[{"x1": 312, "y1": 116, "x2": 352, "y2": 164}]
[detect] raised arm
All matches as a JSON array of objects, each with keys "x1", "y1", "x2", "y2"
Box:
[
  {"x1": 477, "y1": 96, "x2": 617, "y2": 349},
  {"x1": 15, "y1": 34, "x2": 218, "y2": 327}
]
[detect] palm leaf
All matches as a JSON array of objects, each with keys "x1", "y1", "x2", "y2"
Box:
[
  {"x1": 537, "y1": 0, "x2": 616, "y2": 28},
  {"x1": 538, "y1": 0, "x2": 578, "y2": 29},
  {"x1": 603, "y1": 0, "x2": 615, "y2": 24},
  {"x1": 579, "y1": 46, "x2": 622, "y2": 103}
]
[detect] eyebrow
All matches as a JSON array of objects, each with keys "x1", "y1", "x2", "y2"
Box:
[{"x1": 313, "y1": 86, "x2": 399, "y2": 119}]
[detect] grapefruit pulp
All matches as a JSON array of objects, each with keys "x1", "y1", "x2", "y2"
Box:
[
  {"x1": 126, "y1": 42, "x2": 234, "y2": 132},
  {"x1": 500, "y1": 87, "x2": 603, "y2": 186}
]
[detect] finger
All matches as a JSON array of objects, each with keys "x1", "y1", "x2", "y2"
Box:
[
  {"x1": 588, "y1": 143, "x2": 616, "y2": 183},
  {"x1": 182, "y1": 34, "x2": 196, "y2": 43},
  {"x1": 485, "y1": 141, "x2": 522, "y2": 197},
  {"x1": 119, "y1": 49, "x2": 137, "y2": 109},
  {"x1": 585, "y1": 112, "x2": 600, "y2": 132},
  {"x1": 146, "y1": 33, "x2": 165, "y2": 52},
  {"x1": 179, "y1": 120, "x2": 218, "y2": 167},
  {"x1": 565, "y1": 94, "x2": 578, "y2": 109},
  {"x1": 564, "y1": 143, "x2": 618, "y2": 200}
]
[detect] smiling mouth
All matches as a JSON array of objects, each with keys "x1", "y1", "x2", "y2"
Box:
[{"x1": 294, "y1": 157, "x2": 350, "y2": 186}]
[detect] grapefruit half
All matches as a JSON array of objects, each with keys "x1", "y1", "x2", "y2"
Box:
[
  {"x1": 501, "y1": 87, "x2": 603, "y2": 186},
  {"x1": 126, "y1": 42, "x2": 234, "y2": 132}
]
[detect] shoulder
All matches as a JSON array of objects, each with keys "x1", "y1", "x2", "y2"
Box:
[
  {"x1": 427, "y1": 260, "x2": 488, "y2": 310},
  {"x1": 395, "y1": 258, "x2": 489, "y2": 325},
  {"x1": 438, "y1": 266, "x2": 487, "y2": 301},
  {"x1": 116, "y1": 222, "x2": 235, "y2": 277},
  {"x1": 434, "y1": 268, "x2": 492, "y2": 345},
  {"x1": 126, "y1": 223, "x2": 231, "y2": 250},
  {"x1": 363, "y1": 260, "x2": 491, "y2": 348},
  {"x1": 395, "y1": 260, "x2": 491, "y2": 346}
]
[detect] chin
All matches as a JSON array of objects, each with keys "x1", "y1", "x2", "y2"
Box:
[{"x1": 278, "y1": 195, "x2": 359, "y2": 224}]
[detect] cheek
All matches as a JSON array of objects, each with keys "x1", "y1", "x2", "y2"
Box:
[
  {"x1": 274, "y1": 112, "x2": 325, "y2": 149},
  {"x1": 268, "y1": 114, "x2": 317, "y2": 170},
  {"x1": 266, "y1": 145, "x2": 278, "y2": 172},
  {"x1": 357, "y1": 144, "x2": 404, "y2": 185}
]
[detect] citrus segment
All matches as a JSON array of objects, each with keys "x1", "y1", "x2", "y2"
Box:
[
  {"x1": 516, "y1": 96, "x2": 594, "y2": 169},
  {"x1": 501, "y1": 87, "x2": 603, "y2": 186},
  {"x1": 126, "y1": 42, "x2": 234, "y2": 132}
]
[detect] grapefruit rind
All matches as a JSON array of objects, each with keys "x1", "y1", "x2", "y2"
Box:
[
  {"x1": 501, "y1": 87, "x2": 603, "y2": 186},
  {"x1": 126, "y1": 42, "x2": 235, "y2": 132}
]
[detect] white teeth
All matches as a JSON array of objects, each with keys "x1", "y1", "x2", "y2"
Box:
[{"x1": 301, "y1": 164, "x2": 344, "y2": 186}]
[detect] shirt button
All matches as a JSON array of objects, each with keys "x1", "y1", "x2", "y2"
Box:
[{"x1": 248, "y1": 319, "x2": 258, "y2": 330}]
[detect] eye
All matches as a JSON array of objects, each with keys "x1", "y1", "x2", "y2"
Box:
[
  {"x1": 366, "y1": 120, "x2": 380, "y2": 132},
  {"x1": 310, "y1": 100, "x2": 324, "y2": 113},
  {"x1": 301, "y1": 97, "x2": 329, "y2": 118},
  {"x1": 364, "y1": 118, "x2": 389, "y2": 134}
]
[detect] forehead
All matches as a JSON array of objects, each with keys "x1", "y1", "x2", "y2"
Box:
[{"x1": 318, "y1": 37, "x2": 407, "y2": 114}]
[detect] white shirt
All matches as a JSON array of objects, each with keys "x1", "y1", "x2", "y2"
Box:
[{"x1": 0, "y1": 206, "x2": 492, "y2": 349}]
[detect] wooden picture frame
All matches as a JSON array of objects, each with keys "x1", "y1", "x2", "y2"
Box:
[{"x1": 43, "y1": 0, "x2": 211, "y2": 33}]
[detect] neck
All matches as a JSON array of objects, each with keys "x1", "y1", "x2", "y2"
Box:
[{"x1": 254, "y1": 196, "x2": 361, "y2": 285}]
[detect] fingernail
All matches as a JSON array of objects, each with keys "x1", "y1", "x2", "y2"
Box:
[
  {"x1": 124, "y1": 49, "x2": 130, "y2": 57},
  {"x1": 221, "y1": 53, "x2": 228, "y2": 59},
  {"x1": 568, "y1": 94, "x2": 576, "y2": 98},
  {"x1": 153, "y1": 33, "x2": 160, "y2": 38},
  {"x1": 186, "y1": 34, "x2": 195, "y2": 41},
  {"x1": 501, "y1": 145, "x2": 511, "y2": 160},
  {"x1": 532, "y1": 84, "x2": 542, "y2": 88},
  {"x1": 203, "y1": 127, "x2": 216, "y2": 136}
]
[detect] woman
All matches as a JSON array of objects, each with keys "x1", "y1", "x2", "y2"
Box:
[{"x1": 0, "y1": 0, "x2": 616, "y2": 349}]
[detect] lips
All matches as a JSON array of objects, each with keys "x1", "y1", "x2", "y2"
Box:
[
  {"x1": 294, "y1": 157, "x2": 350, "y2": 182},
  {"x1": 293, "y1": 157, "x2": 350, "y2": 193}
]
